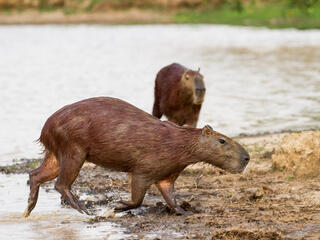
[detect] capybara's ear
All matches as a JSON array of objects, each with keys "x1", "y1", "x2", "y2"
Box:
[{"x1": 202, "y1": 125, "x2": 213, "y2": 137}]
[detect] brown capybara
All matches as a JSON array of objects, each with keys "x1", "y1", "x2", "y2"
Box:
[
  {"x1": 152, "y1": 63, "x2": 206, "y2": 127},
  {"x1": 24, "y1": 97, "x2": 249, "y2": 217}
]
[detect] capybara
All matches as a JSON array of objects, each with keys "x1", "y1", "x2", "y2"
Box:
[
  {"x1": 24, "y1": 97, "x2": 249, "y2": 217},
  {"x1": 152, "y1": 63, "x2": 206, "y2": 127}
]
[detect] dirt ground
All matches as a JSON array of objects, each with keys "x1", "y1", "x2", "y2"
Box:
[
  {"x1": 2, "y1": 131, "x2": 320, "y2": 239},
  {"x1": 0, "y1": 9, "x2": 171, "y2": 25}
]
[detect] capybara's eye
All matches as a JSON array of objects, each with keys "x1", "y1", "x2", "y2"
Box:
[{"x1": 218, "y1": 138, "x2": 226, "y2": 145}]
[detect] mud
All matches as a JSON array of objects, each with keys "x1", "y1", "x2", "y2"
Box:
[
  {"x1": 272, "y1": 131, "x2": 320, "y2": 178},
  {"x1": 1, "y1": 131, "x2": 320, "y2": 239}
]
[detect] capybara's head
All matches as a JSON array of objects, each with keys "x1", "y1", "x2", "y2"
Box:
[
  {"x1": 199, "y1": 125, "x2": 250, "y2": 173},
  {"x1": 182, "y1": 69, "x2": 205, "y2": 105}
]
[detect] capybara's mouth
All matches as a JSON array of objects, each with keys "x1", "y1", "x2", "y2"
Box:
[
  {"x1": 237, "y1": 164, "x2": 249, "y2": 173},
  {"x1": 193, "y1": 97, "x2": 204, "y2": 105}
]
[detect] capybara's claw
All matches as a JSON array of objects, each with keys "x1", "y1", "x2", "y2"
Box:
[
  {"x1": 81, "y1": 207, "x2": 90, "y2": 215},
  {"x1": 75, "y1": 208, "x2": 83, "y2": 214},
  {"x1": 75, "y1": 204, "x2": 90, "y2": 215}
]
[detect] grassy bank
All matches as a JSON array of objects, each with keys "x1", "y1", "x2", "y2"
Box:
[{"x1": 174, "y1": 1, "x2": 320, "y2": 29}]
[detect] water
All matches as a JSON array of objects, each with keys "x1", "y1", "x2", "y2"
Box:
[
  {"x1": 0, "y1": 173, "x2": 126, "y2": 239},
  {"x1": 0, "y1": 25, "x2": 320, "y2": 164}
]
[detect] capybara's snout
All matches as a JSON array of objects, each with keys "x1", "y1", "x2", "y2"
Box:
[
  {"x1": 195, "y1": 87, "x2": 206, "y2": 95},
  {"x1": 194, "y1": 76, "x2": 206, "y2": 101},
  {"x1": 237, "y1": 148, "x2": 250, "y2": 173}
]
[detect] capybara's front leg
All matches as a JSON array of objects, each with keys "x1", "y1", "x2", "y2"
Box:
[
  {"x1": 54, "y1": 150, "x2": 89, "y2": 215},
  {"x1": 24, "y1": 152, "x2": 59, "y2": 217},
  {"x1": 115, "y1": 174, "x2": 150, "y2": 212},
  {"x1": 156, "y1": 173, "x2": 191, "y2": 215}
]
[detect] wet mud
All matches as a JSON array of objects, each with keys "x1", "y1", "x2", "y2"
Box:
[{"x1": 1, "y1": 131, "x2": 320, "y2": 239}]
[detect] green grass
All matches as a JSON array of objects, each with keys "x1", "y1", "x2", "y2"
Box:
[{"x1": 174, "y1": 1, "x2": 320, "y2": 29}]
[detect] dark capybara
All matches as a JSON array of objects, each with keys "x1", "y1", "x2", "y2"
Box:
[
  {"x1": 24, "y1": 97, "x2": 249, "y2": 217},
  {"x1": 152, "y1": 63, "x2": 206, "y2": 127}
]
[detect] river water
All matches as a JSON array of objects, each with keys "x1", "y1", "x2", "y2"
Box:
[
  {"x1": 0, "y1": 174, "x2": 127, "y2": 239},
  {"x1": 0, "y1": 25, "x2": 320, "y2": 164},
  {"x1": 0, "y1": 23, "x2": 319, "y2": 240}
]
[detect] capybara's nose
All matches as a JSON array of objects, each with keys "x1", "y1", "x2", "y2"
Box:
[
  {"x1": 241, "y1": 152, "x2": 250, "y2": 163},
  {"x1": 195, "y1": 88, "x2": 206, "y2": 94}
]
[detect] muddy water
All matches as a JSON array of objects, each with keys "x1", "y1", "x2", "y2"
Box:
[
  {"x1": 0, "y1": 173, "x2": 127, "y2": 239},
  {"x1": 0, "y1": 25, "x2": 320, "y2": 164}
]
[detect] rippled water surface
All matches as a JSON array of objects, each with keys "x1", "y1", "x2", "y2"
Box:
[
  {"x1": 0, "y1": 174, "x2": 126, "y2": 239},
  {"x1": 0, "y1": 25, "x2": 320, "y2": 164}
]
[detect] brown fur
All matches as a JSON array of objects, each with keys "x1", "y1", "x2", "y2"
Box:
[
  {"x1": 24, "y1": 97, "x2": 249, "y2": 217},
  {"x1": 152, "y1": 63, "x2": 206, "y2": 127}
]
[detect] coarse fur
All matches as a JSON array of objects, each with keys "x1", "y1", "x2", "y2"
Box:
[
  {"x1": 24, "y1": 97, "x2": 249, "y2": 217},
  {"x1": 152, "y1": 63, "x2": 206, "y2": 127}
]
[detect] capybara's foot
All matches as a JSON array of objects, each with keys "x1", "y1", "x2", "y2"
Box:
[
  {"x1": 73, "y1": 200, "x2": 90, "y2": 215},
  {"x1": 59, "y1": 191, "x2": 90, "y2": 215},
  {"x1": 114, "y1": 200, "x2": 140, "y2": 212},
  {"x1": 23, "y1": 209, "x2": 30, "y2": 218}
]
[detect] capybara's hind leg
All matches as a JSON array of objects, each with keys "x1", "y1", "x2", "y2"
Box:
[
  {"x1": 156, "y1": 172, "x2": 190, "y2": 215},
  {"x1": 54, "y1": 150, "x2": 89, "y2": 215},
  {"x1": 24, "y1": 151, "x2": 59, "y2": 217},
  {"x1": 115, "y1": 174, "x2": 150, "y2": 212}
]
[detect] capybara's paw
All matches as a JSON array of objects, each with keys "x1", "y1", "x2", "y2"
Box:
[{"x1": 114, "y1": 201, "x2": 132, "y2": 212}]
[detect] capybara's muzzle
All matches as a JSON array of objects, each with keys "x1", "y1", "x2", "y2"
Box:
[{"x1": 238, "y1": 149, "x2": 250, "y2": 172}]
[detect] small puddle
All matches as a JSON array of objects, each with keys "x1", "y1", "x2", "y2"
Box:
[{"x1": 0, "y1": 174, "x2": 127, "y2": 240}]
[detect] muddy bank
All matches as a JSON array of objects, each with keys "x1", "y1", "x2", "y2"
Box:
[{"x1": 1, "y1": 131, "x2": 320, "y2": 239}]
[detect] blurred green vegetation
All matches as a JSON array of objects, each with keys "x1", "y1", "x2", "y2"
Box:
[{"x1": 174, "y1": 0, "x2": 320, "y2": 29}]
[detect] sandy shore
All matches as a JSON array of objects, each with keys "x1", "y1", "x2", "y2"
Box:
[{"x1": 0, "y1": 9, "x2": 172, "y2": 25}]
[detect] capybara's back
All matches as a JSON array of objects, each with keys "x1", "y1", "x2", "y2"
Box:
[
  {"x1": 152, "y1": 63, "x2": 206, "y2": 127},
  {"x1": 39, "y1": 97, "x2": 162, "y2": 171}
]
